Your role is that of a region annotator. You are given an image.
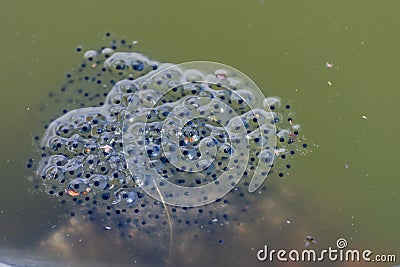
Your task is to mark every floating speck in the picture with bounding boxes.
[304,235,317,248]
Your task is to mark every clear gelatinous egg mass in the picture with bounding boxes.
[30,36,308,245]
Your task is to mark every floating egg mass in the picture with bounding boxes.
[30,36,308,250]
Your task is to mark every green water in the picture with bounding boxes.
[1,0,399,266]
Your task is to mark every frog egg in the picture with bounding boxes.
[48,136,66,151]
[197,138,217,159]
[82,154,100,170]
[41,165,65,181]
[235,90,256,106]
[183,69,205,82]
[129,60,145,72]
[66,137,85,154]
[83,50,98,61]
[114,188,137,206]
[263,96,282,111]
[195,158,213,170]
[276,129,291,142]
[182,96,202,111]
[95,161,111,175]
[111,59,126,71]
[156,105,173,120]
[63,157,83,176]
[270,112,282,124]
[212,88,232,102]
[109,93,124,106]
[146,144,161,159]
[55,122,75,138]
[46,154,69,167]
[104,52,154,77]
[103,121,122,133]
[209,99,227,114]
[219,143,234,157]
[213,69,229,80]
[112,79,139,95]
[101,47,114,57]
[258,149,274,164]
[68,178,88,194]
[88,174,109,192]
[181,126,199,142]
[75,121,92,138]
[180,147,198,161]
[139,90,161,108]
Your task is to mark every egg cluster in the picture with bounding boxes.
[31,36,307,233]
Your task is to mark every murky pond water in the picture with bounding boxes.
[1,1,399,267]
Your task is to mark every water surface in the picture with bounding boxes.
[0,1,399,266]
